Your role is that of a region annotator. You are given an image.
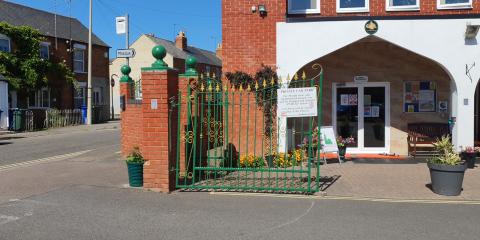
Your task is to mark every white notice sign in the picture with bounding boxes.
[320,126,339,153]
[116,17,126,34]
[277,87,317,118]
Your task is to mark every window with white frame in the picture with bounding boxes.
[437,0,472,9]
[40,42,50,60]
[134,79,142,100]
[386,0,419,11]
[74,82,86,108]
[73,44,86,73]
[0,34,10,52]
[28,87,51,108]
[288,0,321,14]
[337,0,369,13]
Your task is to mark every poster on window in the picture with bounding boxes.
[340,94,349,106]
[418,90,435,112]
[404,81,436,112]
[371,106,380,117]
[364,106,372,117]
[348,94,358,106]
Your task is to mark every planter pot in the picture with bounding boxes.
[462,152,476,169]
[427,162,467,196]
[338,146,347,160]
[126,162,144,187]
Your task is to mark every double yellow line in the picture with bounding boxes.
[210,192,480,205]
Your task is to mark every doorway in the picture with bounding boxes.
[333,82,390,153]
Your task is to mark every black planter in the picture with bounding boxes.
[462,152,476,169]
[428,162,467,196]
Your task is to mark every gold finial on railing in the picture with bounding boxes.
[255,81,259,91]
[302,71,307,80]
[270,77,275,86]
[262,79,267,88]
[294,73,299,81]
[212,72,216,79]
[208,82,213,92]
[200,82,205,91]
[286,74,291,82]
[224,84,228,92]
[231,84,235,92]
[215,83,220,92]
[239,84,244,92]
[247,83,251,91]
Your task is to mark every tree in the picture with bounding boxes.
[0,22,74,93]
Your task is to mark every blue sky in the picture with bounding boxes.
[8,0,221,56]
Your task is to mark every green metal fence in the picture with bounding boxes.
[171,66,324,194]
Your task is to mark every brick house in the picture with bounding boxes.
[222,0,480,156]
[110,32,222,118]
[0,1,110,113]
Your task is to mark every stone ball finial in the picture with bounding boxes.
[121,65,131,75]
[152,45,167,60]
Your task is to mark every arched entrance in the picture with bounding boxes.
[291,36,454,156]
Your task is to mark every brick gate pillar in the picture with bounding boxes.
[140,46,178,192]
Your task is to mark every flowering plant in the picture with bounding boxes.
[336,136,355,148]
[460,146,480,154]
[239,154,265,168]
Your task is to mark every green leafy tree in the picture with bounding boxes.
[0,22,74,93]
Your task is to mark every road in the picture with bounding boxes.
[0,123,479,240]
[0,122,120,166]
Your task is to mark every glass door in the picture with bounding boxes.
[334,83,390,153]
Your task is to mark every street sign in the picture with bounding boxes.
[116,49,135,58]
[115,16,127,34]
[277,87,318,118]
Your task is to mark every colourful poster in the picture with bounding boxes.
[364,106,372,117]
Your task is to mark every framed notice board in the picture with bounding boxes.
[404,81,437,113]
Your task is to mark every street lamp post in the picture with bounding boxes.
[110,74,118,120]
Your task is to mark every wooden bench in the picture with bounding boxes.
[407,123,450,158]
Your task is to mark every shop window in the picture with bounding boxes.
[40,42,50,60]
[29,87,51,108]
[288,0,321,14]
[404,81,437,113]
[437,0,472,9]
[0,34,10,52]
[386,0,419,11]
[337,0,369,13]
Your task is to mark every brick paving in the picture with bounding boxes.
[319,159,480,200]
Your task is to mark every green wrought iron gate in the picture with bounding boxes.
[171,65,324,194]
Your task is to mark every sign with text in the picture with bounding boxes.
[320,126,339,153]
[116,49,136,58]
[115,17,127,34]
[277,87,317,118]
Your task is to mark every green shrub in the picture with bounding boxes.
[126,147,145,164]
[428,135,461,166]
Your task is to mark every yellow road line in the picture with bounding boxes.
[209,192,480,205]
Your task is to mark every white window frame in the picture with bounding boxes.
[437,0,472,10]
[386,0,420,11]
[288,0,321,14]
[28,87,51,109]
[336,0,369,13]
[40,42,50,60]
[0,33,11,53]
[73,43,86,73]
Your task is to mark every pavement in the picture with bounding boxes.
[319,158,480,201]
[1,123,480,239]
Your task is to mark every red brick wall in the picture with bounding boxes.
[222,0,286,75]
[222,1,480,75]
[120,83,143,158]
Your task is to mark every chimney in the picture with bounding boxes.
[216,43,222,59]
[175,31,187,50]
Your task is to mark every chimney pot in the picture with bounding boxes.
[175,31,187,50]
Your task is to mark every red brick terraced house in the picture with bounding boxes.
[0,1,110,115]
[223,0,480,156]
